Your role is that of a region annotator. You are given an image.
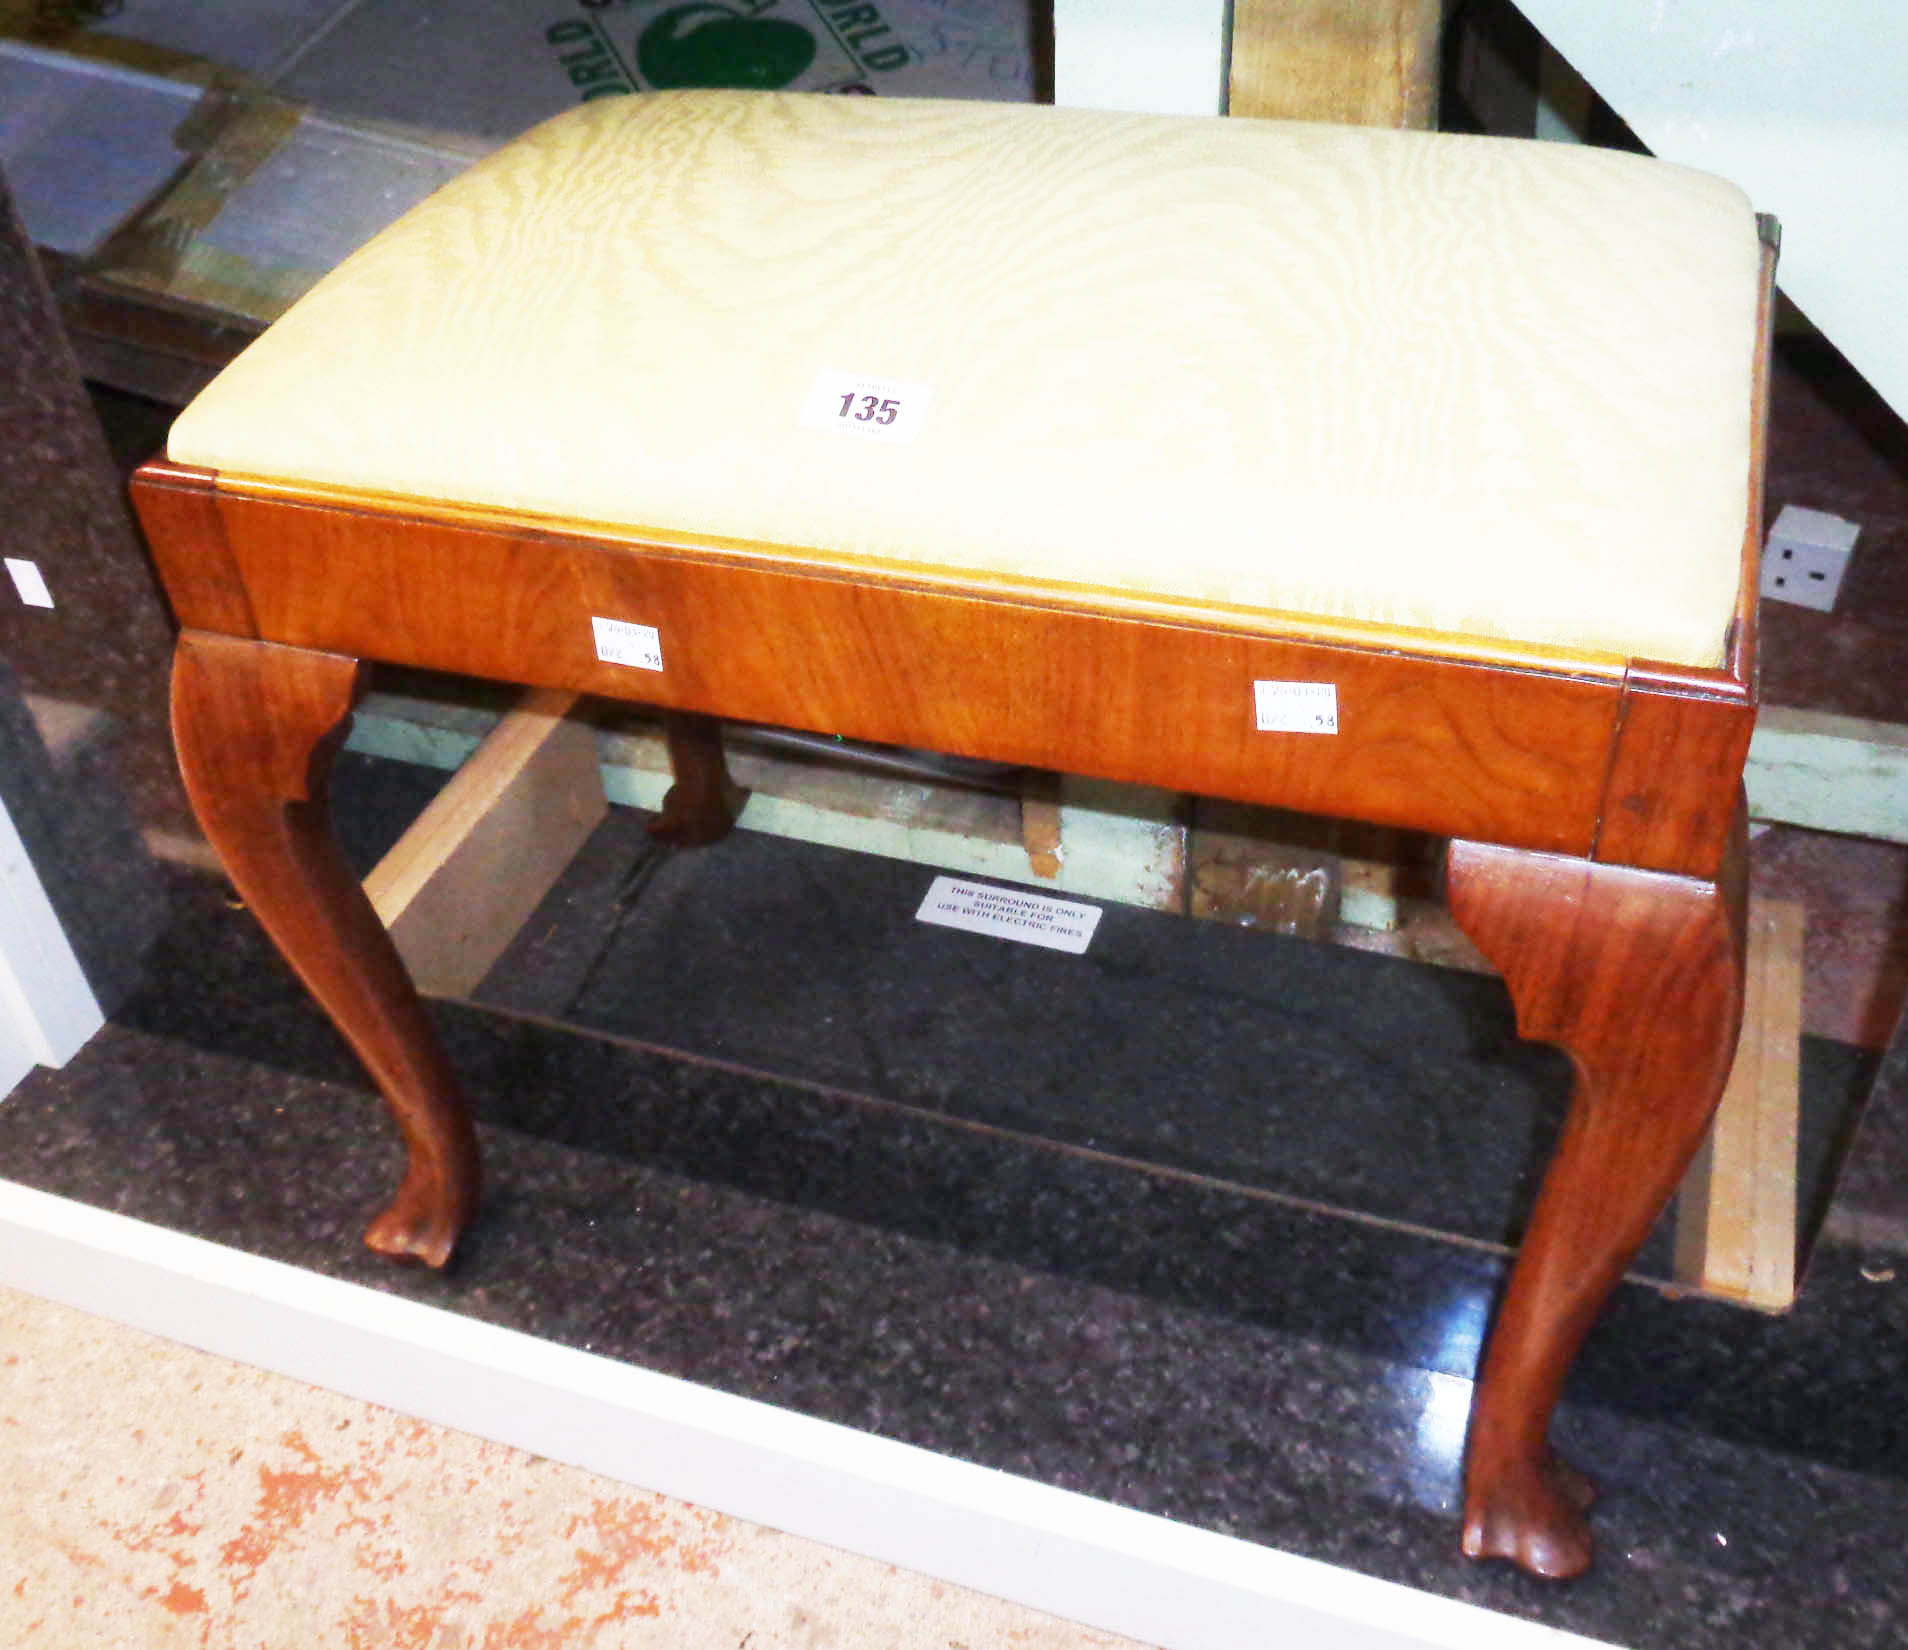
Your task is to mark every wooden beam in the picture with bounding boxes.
[1673,896,1804,1311]
[1020,771,1065,879]
[1190,801,1341,938]
[1746,704,1908,844]
[364,688,606,999]
[1228,0,1444,127]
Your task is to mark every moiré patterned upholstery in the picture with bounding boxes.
[168,90,1760,667]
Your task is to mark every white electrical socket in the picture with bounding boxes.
[1760,504,1860,612]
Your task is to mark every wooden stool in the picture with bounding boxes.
[129,92,1773,1581]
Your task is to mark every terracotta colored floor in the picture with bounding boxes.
[0,1284,1146,1650]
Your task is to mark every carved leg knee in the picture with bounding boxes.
[1446,830,1746,1578]
[172,631,481,1267]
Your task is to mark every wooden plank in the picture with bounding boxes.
[363,688,606,999]
[1673,896,1804,1311]
[1190,801,1341,938]
[1020,770,1065,879]
[1746,704,1908,844]
[1228,0,1444,128]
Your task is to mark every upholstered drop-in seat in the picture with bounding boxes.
[132,90,1774,1584]
[168,91,1759,669]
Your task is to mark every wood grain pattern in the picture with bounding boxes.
[176,461,1644,676]
[1594,672,1754,877]
[187,475,1623,858]
[1446,812,1747,1578]
[1673,896,1802,1311]
[128,461,255,635]
[171,631,479,1266]
[1228,0,1443,127]
[364,688,607,998]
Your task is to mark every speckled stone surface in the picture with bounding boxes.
[459,792,1869,1284]
[473,802,1579,1255]
[0,657,167,1012]
[0,172,186,834]
[5,847,1907,1650]
[1830,989,1908,1246]
[1751,826,1908,1050]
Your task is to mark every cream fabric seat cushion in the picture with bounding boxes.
[168,90,1762,669]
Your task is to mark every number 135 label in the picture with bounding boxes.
[800,368,932,445]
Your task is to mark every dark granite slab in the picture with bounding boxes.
[443,781,1863,1289]
[1827,985,1908,1249]
[0,171,187,834]
[2,739,1901,1649]
[5,865,1908,1648]
[472,800,1575,1250]
[0,657,167,1014]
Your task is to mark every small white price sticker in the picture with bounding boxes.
[1254,680,1338,735]
[800,368,932,445]
[916,875,1103,955]
[592,616,663,671]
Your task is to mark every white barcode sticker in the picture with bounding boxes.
[1254,680,1338,735]
[592,617,663,671]
[800,368,933,445]
[916,875,1102,955]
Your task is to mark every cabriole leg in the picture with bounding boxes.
[1446,822,1747,1579]
[171,630,481,1267]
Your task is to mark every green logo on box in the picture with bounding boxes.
[638,4,816,89]
[548,1,909,102]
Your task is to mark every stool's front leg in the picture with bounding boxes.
[1446,825,1746,1579]
[172,631,481,1267]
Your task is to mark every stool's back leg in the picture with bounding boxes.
[172,630,481,1267]
[649,709,741,845]
[1446,819,1747,1578]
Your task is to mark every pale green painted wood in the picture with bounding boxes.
[350,694,1187,914]
[1745,706,1908,844]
